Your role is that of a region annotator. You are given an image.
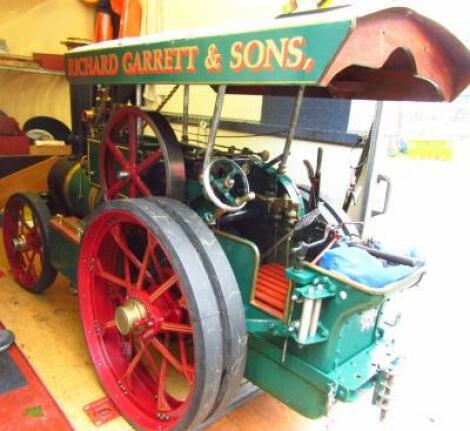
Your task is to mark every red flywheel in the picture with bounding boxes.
[100,107,185,202]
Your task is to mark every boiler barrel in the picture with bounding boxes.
[47,158,101,218]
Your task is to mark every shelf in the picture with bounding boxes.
[0,53,64,76]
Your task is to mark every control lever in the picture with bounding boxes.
[291,225,332,258]
[293,208,320,233]
[303,147,323,211]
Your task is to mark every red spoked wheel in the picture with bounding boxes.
[79,199,224,431]
[148,197,247,417]
[2,193,57,293]
[100,107,185,202]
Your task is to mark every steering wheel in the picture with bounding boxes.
[202,158,254,212]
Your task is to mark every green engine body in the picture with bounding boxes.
[46,140,422,420]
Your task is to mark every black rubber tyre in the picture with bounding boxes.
[146,196,248,418]
[78,198,225,431]
[2,193,57,293]
[23,116,71,142]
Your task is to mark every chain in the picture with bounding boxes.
[156,85,180,112]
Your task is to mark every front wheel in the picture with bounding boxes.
[2,193,57,293]
[78,198,225,431]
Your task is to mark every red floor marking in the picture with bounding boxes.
[0,324,73,431]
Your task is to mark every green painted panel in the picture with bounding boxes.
[65,165,94,218]
[50,228,80,284]
[66,20,351,86]
[215,231,259,306]
[246,341,327,419]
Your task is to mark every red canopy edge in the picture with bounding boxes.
[319,7,470,101]
[226,7,470,102]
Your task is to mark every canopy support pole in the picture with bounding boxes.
[360,101,383,237]
[182,84,190,143]
[203,85,227,171]
[278,85,305,175]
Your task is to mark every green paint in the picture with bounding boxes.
[64,165,95,218]
[215,231,258,308]
[88,139,101,186]
[66,20,351,86]
[246,318,290,337]
[238,261,411,417]
[24,406,44,418]
[50,227,80,284]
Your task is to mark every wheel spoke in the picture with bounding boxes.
[105,138,130,170]
[128,180,137,198]
[139,340,163,390]
[178,334,194,384]
[136,149,162,175]
[157,334,171,412]
[148,274,178,303]
[150,337,184,375]
[149,248,165,283]
[124,253,132,287]
[227,168,238,179]
[95,260,129,289]
[122,347,145,381]
[108,177,128,198]
[24,251,38,279]
[133,174,152,196]
[136,236,153,290]
[110,225,155,285]
[160,323,193,335]
[127,114,137,166]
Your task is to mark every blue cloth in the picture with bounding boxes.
[318,245,415,288]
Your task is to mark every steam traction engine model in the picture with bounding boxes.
[2,6,469,431]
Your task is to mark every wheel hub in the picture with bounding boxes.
[115,299,148,335]
[13,235,27,251]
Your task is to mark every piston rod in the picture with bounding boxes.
[298,296,314,344]
[309,299,322,337]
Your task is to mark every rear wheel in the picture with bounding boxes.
[2,193,57,293]
[147,197,247,417]
[78,199,224,430]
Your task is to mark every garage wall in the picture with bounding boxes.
[145,0,285,121]
[0,0,355,203]
[0,0,94,127]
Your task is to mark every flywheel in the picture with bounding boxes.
[100,107,185,201]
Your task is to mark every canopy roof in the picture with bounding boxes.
[66,6,470,102]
